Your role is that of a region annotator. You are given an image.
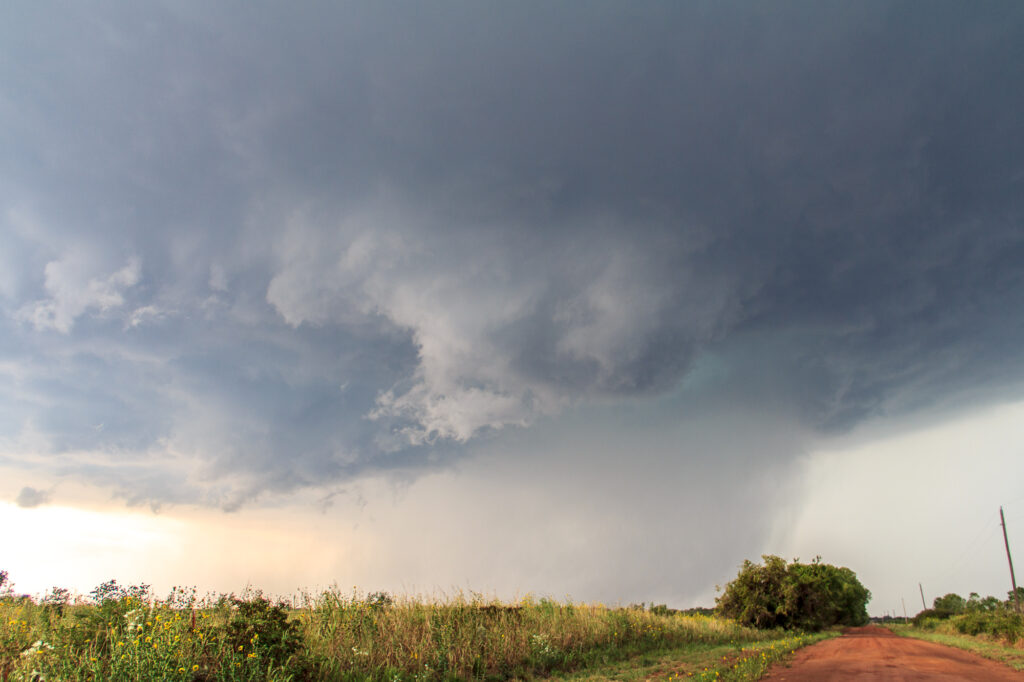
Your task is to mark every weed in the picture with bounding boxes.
[0,575,825,681]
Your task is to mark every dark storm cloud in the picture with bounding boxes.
[1,1,1023,506]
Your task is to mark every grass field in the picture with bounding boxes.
[0,580,830,681]
[887,624,1024,672]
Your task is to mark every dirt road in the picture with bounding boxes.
[764,625,1024,681]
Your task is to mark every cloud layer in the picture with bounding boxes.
[1,2,1023,509]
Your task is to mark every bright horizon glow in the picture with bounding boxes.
[5,399,1023,616]
[773,399,1024,617]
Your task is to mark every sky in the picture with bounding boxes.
[2,1,1024,616]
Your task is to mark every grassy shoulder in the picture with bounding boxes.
[1,582,829,682]
[886,624,1024,672]
[553,631,834,682]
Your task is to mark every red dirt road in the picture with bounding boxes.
[764,625,1024,681]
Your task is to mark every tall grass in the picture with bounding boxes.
[1,581,795,681]
[299,590,766,679]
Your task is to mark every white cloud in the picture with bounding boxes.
[265,206,728,445]
[18,255,141,333]
[124,304,168,329]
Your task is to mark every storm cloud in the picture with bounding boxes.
[2,1,1023,509]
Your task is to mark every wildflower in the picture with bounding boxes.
[192,665,199,671]
[247,653,256,658]
[21,640,54,657]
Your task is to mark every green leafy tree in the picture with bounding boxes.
[966,592,1002,612]
[716,555,870,631]
[933,593,966,614]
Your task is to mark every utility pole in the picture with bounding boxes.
[919,583,927,610]
[902,598,908,623]
[1000,506,1020,610]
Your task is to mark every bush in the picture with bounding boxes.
[912,608,956,626]
[221,594,304,673]
[948,607,1024,642]
[715,555,870,631]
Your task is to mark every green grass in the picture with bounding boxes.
[554,631,834,681]
[887,624,1024,672]
[0,581,829,681]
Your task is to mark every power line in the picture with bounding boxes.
[930,513,1002,588]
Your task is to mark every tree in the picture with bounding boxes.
[933,593,966,614]
[715,555,870,631]
[966,592,1002,612]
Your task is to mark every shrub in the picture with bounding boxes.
[949,607,1024,642]
[221,594,304,673]
[912,608,955,626]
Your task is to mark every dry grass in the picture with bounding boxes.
[1,582,810,681]
[298,590,769,679]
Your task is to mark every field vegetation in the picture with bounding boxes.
[715,556,870,631]
[0,570,827,681]
[887,589,1024,671]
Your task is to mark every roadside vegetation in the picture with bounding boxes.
[715,555,870,631]
[0,569,830,681]
[887,589,1024,671]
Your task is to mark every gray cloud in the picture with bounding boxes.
[0,2,1022,509]
[15,486,51,509]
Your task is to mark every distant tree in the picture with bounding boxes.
[966,592,1002,612]
[715,555,870,631]
[966,589,999,610]
[933,593,967,614]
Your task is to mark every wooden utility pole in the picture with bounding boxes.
[919,583,927,610]
[1000,506,1020,610]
